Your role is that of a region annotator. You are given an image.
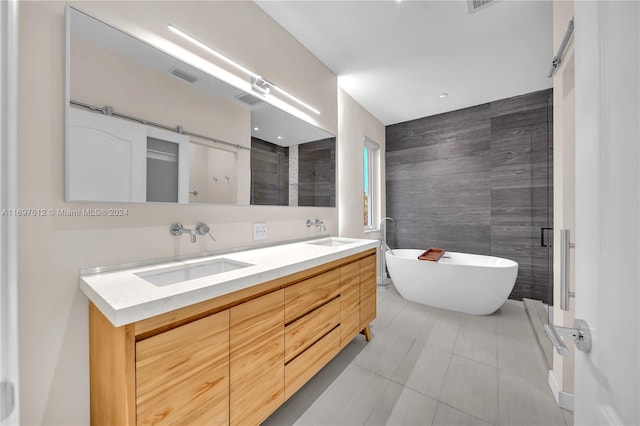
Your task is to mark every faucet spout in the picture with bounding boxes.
[170,223,198,243]
[378,217,395,229]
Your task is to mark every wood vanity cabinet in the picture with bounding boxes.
[88,248,376,426]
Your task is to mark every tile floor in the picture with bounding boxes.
[264,285,573,426]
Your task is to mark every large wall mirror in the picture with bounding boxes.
[65,6,336,207]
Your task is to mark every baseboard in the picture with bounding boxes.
[548,370,574,411]
[523,298,553,369]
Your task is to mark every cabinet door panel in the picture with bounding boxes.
[340,261,360,348]
[230,290,284,426]
[360,255,377,328]
[136,311,229,426]
[285,269,340,323]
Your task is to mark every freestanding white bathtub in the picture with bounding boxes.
[385,249,518,315]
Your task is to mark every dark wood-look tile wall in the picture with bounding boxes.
[251,137,289,206]
[386,89,553,302]
[298,138,336,207]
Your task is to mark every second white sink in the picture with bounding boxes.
[136,258,253,286]
[306,238,355,247]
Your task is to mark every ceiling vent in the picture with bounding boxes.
[235,92,263,106]
[169,67,198,84]
[467,0,495,13]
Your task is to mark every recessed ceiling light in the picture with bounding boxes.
[277,136,283,140]
[394,0,403,3]
[254,127,259,131]
[439,93,448,98]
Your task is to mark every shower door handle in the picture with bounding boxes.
[560,229,575,311]
[540,227,553,247]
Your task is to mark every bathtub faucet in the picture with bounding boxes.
[379,217,395,244]
[378,217,395,287]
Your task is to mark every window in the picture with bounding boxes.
[363,137,380,230]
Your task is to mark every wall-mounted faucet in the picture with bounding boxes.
[170,223,197,243]
[306,219,327,233]
[170,222,216,243]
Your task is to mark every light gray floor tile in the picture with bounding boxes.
[432,403,491,426]
[453,325,497,367]
[439,355,499,424]
[415,315,460,353]
[385,303,430,341]
[377,284,402,303]
[498,369,566,426]
[263,356,350,426]
[372,293,407,331]
[460,311,497,334]
[297,364,389,426]
[494,301,536,341]
[391,343,451,400]
[352,329,416,379]
[337,333,369,363]
[496,334,549,391]
[429,306,466,324]
[561,408,574,426]
[364,381,438,426]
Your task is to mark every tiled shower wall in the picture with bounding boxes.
[385,89,553,302]
[250,137,336,207]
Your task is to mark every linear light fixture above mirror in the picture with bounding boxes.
[167,24,320,115]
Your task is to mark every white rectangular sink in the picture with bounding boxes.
[306,238,354,247]
[136,258,253,286]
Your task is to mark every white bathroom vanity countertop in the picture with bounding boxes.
[80,237,379,327]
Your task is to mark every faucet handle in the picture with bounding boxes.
[195,222,216,241]
[169,223,184,236]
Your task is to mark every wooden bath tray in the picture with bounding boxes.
[418,247,445,262]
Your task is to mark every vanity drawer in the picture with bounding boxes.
[284,326,340,400]
[285,297,340,363]
[285,269,340,323]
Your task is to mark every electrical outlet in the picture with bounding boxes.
[253,223,267,240]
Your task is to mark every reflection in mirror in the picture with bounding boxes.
[189,142,238,204]
[250,137,335,207]
[66,6,336,206]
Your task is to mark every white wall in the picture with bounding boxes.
[17,2,344,424]
[337,89,386,239]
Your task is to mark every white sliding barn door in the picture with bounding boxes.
[573,2,639,424]
[67,108,147,202]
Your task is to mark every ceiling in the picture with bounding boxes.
[255,0,553,126]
